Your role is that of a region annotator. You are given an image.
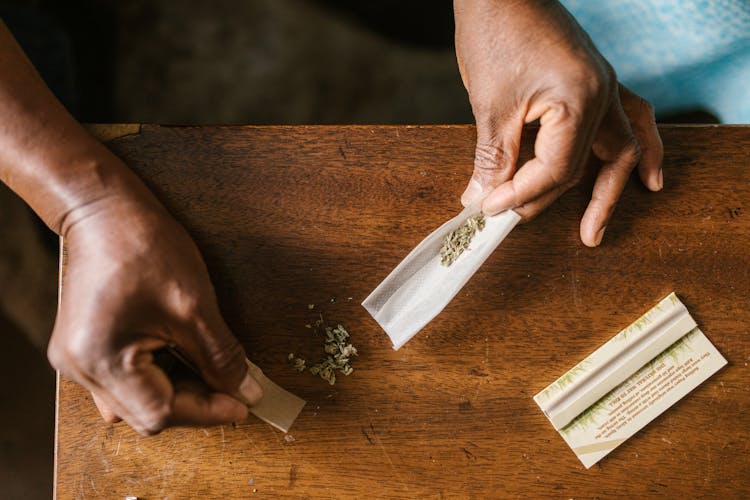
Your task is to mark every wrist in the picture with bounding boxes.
[1,129,165,239]
[5,140,160,237]
[50,153,162,238]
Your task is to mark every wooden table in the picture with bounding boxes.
[55,125,749,498]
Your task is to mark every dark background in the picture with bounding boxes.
[1,0,714,125]
[2,0,467,125]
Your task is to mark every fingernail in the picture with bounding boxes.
[239,371,263,406]
[657,168,664,190]
[461,179,483,207]
[595,226,607,246]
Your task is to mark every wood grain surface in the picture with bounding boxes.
[56,125,750,499]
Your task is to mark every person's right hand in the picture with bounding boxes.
[47,189,263,435]
[454,0,663,246]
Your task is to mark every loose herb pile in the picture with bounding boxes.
[289,310,357,385]
[440,213,486,267]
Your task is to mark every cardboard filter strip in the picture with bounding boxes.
[245,359,305,433]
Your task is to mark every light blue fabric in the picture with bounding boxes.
[560,0,750,123]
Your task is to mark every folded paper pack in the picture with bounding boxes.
[363,204,520,349]
[534,293,727,468]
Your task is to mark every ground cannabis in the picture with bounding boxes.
[289,314,357,385]
[440,213,486,266]
[293,357,306,372]
[309,323,357,385]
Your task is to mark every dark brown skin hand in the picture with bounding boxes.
[52,193,264,435]
[454,0,663,246]
[0,21,261,435]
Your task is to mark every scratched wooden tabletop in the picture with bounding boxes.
[56,125,749,499]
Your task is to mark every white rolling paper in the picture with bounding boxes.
[363,204,520,350]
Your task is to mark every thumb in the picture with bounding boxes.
[462,112,523,206]
[181,310,263,406]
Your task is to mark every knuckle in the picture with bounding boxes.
[207,336,245,376]
[590,190,615,210]
[47,328,106,375]
[622,90,656,122]
[603,62,617,84]
[167,282,203,321]
[547,99,585,130]
[474,142,509,172]
[71,339,111,375]
[601,64,617,95]
[621,138,642,165]
[46,337,68,371]
[504,181,522,208]
[117,344,150,374]
[637,97,656,120]
[570,60,615,102]
[586,71,606,98]
[543,162,576,191]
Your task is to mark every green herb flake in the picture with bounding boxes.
[440,213,486,267]
[295,316,358,385]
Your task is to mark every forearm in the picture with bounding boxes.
[0,19,157,236]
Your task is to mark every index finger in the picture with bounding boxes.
[481,102,596,217]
